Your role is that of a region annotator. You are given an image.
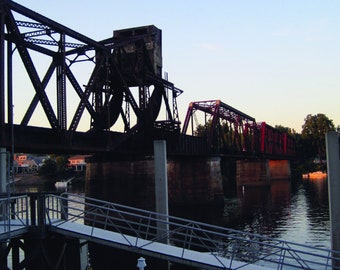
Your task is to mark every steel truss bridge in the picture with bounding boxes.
[0,192,338,269]
[0,0,295,159]
[181,100,295,158]
[0,0,182,155]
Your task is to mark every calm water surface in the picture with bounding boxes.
[11,176,331,269]
[172,177,330,249]
[13,176,331,249]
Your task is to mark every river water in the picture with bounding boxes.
[11,175,331,268]
[171,177,330,250]
[13,175,330,249]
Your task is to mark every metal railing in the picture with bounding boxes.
[44,193,340,270]
[1,193,340,269]
[0,194,30,240]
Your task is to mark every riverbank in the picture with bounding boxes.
[14,173,47,186]
[10,173,85,193]
[10,173,53,193]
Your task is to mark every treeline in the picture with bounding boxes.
[278,113,338,175]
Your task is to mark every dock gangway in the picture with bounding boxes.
[1,193,340,269]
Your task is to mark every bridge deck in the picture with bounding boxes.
[0,220,29,241]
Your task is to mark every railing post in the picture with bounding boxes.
[37,194,46,234]
[326,131,340,269]
[29,194,37,226]
[61,193,68,220]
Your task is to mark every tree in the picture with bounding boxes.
[301,113,335,160]
[194,123,209,137]
[39,158,57,178]
[275,125,296,135]
[39,155,70,179]
[52,154,70,173]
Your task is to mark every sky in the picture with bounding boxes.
[11,0,340,133]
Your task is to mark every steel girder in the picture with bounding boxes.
[0,0,182,135]
[257,122,295,157]
[182,100,257,154]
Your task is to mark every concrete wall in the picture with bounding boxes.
[236,159,291,187]
[86,156,291,208]
[269,160,291,180]
[85,156,224,210]
[236,160,270,187]
[86,159,155,210]
[167,156,224,205]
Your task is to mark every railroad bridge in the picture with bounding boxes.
[0,1,301,269]
[0,0,294,157]
[0,0,295,206]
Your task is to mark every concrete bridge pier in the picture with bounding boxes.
[85,155,224,209]
[236,159,291,187]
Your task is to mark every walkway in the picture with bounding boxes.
[1,193,339,269]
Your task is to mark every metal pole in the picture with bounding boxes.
[0,148,5,192]
[0,1,5,125]
[154,140,169,244]
[0,0,6,194]
[325,131,340,269]
[7,40,14,194]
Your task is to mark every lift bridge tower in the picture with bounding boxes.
[93,25,181,134]
[89,25,183,155]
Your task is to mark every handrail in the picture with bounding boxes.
[1,193,339,269]
[45,192,340,269]
[0,195,29,224]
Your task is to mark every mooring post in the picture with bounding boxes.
[153,140,169,244]
[325,131,340,268]
[137,257,146,270]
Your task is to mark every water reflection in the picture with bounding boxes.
[171,178,330,249]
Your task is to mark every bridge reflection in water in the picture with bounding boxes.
[0,193,339,269]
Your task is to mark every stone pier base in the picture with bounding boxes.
[236,159,291,187]
[85,156,224,209]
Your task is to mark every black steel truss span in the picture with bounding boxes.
[0,0,182,143]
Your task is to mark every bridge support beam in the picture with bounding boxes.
[236,159,291,187]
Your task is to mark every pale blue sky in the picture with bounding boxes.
[13,1,340,132]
